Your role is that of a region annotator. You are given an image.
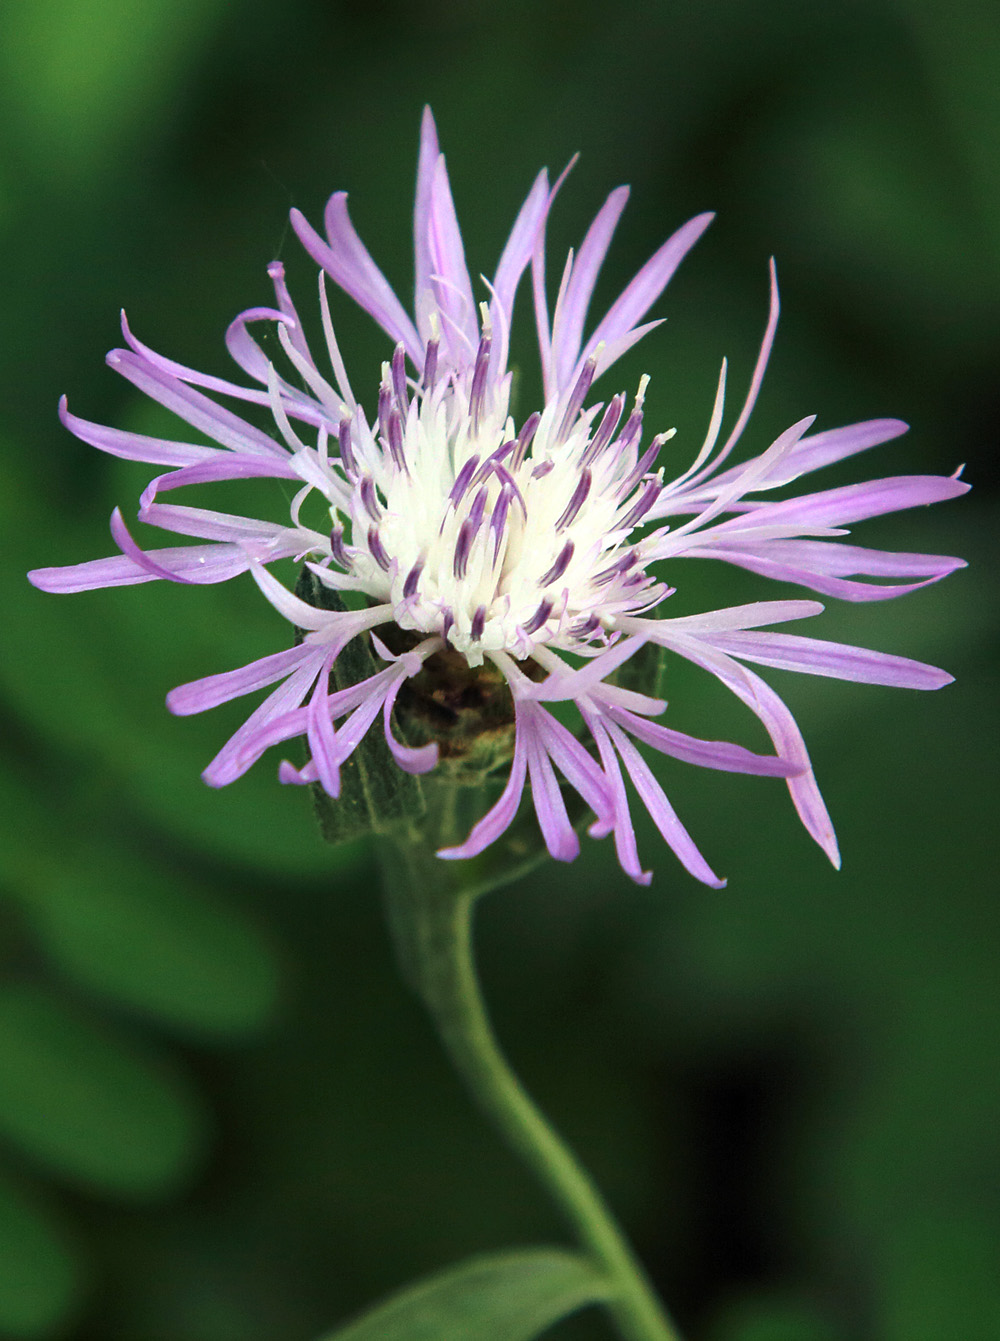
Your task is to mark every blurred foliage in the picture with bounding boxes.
[0,0,996,1338]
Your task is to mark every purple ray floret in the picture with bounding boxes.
[27,109,968,885]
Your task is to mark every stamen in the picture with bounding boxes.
[594,553,637,586]
[555,468,592,529]
[391,343,409,413]
[511,412,541,469]
[423,336,439,391]
[490,486,511,562]
[402,557,424,598]
[618,436,667,496]
[470,605,487,641]
[447,455,480,510]
[469,330,492,432]
[387,408,407,472]
[581,393,625,466]
[619,478,662,528]
[557,350,599,442]
[532,460,554,479]
[466,485,488,534]
[360,476,382,522]
[453,521,475,580]
[540,540,574,585]
[521,599,553,636]
[377,381,392,443]
[330,524,351,569]
[338,417,357,478]
[367,526,391,571]
[441,607,455,644]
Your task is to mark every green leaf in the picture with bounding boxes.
[0,985,207,1198]
[17,842,281,1039]
[295,569,426,845]
[316,1248,610,1341]
[0,1166,85,1338]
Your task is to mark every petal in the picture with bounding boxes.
[716,474,970,533]
[439,731,529,860]
[608,723,725,888]
[524,720,580,863]
[702,630,954,689]
[489,167,551,376]
[663,633,840,867]
[572,211,714,388]
[107,350,287,459]
[291,197,422,364]
[640,600,824,634]
[202,654,326,787]
[606,704,799,776]
[691,539,964,602]
[29,542,252,593]
[551,185,630,392]
[584,712,651,884]
[59,397,220,468]
[167,645,315,716]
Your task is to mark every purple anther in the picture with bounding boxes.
[472,440,514,486]
[367,526,391,571]
[469,331,492,431]
[330,524,351,569]
[441,607,455,644]
[377,382,393,443]
[360,476,382,522]
[387,408,407,471]
[391,344,409,413]
[540,540,574,585]
[453,521,475,580]
[423,338,439,391]
[470,605,487,641]
[555,468,592,529]
[618,437,664,496]
[594,553,637,586]
[556,353,598,442]
[618,478,661,528]
[511,412,541,468]
[338,417,357,478]
[571,613,602,638]
[531,460,554,479]
[521,599,553,636]
[467,485,488,534]
[582,394,625,467]
[615,408,644,455]
[403,557,423,598]
[490,487,511,562]
[447,454,480,508]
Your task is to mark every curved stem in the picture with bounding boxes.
[379,832,682,1341]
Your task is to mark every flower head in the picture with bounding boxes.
[29,109,968,885]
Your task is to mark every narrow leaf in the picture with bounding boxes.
[317,1247,611,1341]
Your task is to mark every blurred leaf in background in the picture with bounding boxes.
[0,0,996,1338]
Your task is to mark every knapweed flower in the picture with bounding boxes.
[29,109,967,885]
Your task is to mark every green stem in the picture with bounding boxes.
[378,826,682,1341]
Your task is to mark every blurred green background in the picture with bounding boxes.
[0,0,997,1338]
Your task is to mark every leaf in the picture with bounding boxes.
[295,568,426,845]
[18,841,281,1039]
[316,1248,610,1341]
[0,1165,85,1338]
[0,985,207,1198]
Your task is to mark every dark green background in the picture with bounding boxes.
[0,1,996,1338]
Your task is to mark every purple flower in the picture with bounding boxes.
[29,109,968,886]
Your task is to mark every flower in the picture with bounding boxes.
[29,109,968,886]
